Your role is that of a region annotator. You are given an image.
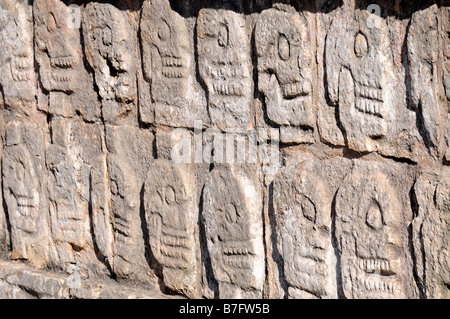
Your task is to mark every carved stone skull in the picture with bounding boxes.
[336,165,412,299]
[202,166,264,298]
[326,9,391,152]
[3,123,40,235]
[144,159,200,298]
[197,9,253,130]
[34,0,82,93]
[256,4,313,129]
[0,0,35,106]
[84,3,135,103]
[141,0,189,108]
[273,160,333,298]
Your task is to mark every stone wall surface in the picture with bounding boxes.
[0,0,448,299]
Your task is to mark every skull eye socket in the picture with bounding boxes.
[158,20,170,41]
[225,203,239,223]
[278,34,290,61]
[102,28,112,46]
[47,13,57,32]
[354,32,368,58]
[366,203,384,230]
[217,24,229,47]
[296,195,316,223]
[165,185,176,204]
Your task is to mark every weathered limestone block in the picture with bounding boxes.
[198,8,253,131]
[335,160,418,299]
[407,4,447,156]
[83,3,137,124]
[326,7,394,153]
[256,4,314,144]
[2,121,49,267]
[203,165,264,298]
[412,169,450,298]
[46,118,110,273]
[144,159,201,298]
[105,125,153,280]
[34,0,100,121]
[0,0,35,108]
[272,156,340,299]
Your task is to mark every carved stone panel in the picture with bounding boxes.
[407,4,447,155]
[83,3,137,124]
[272,158,335,298]
[105,125,153,281]
[0,0,35,108]
[256,4,314,144]
[198,9,253,131]
[144,159,201,298]
[202,165,264,298]
[2,122,48,267]
[335,161,418,299]
[326,9,392,152]
[412,170,450,298]
[34,0,100,121]
[141,0,205,128]
[46,119,110,271]
[34,0,82,94]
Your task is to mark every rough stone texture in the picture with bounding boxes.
[0,0,448,299]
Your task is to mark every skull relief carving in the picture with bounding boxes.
[326,9,392,152]
[256,5,314,132]
[34,0,82,94]
[84,3,136,103]
[336,163,417,298]
[0,0,35,107]
[198,9,253,131]
[202,166,264,298]
[144,159,200,298]
[273,159,335,298]
[2,122,47,266]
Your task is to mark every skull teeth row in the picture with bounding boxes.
[12,58,33,71]
[12,70,33,82]
[282,82,310,98]
[162,56,183,68]
[213,83,244,96]
[52,73,73,82]
[222,244,251,256]
[355,83,383,102]
[50,56,77,69]
[162,235,190,250]
[364,278,396,294]
[162,67,184,78]
[206,66,240,79]
[16,196,36,209]
[356,98,383,117]
[359,258,391,273]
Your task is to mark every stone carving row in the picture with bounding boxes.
[0,0,448,299]
[0,0,448,157]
